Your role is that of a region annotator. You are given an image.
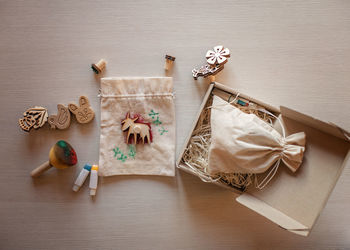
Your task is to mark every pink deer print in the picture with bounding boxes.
[121,112,152,144]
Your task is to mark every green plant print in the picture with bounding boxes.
[148,109,168,134]
[158,127,168,135]
[117,153,127,162]
[128,145,136,159]
[152,116,162,126]
[113,147,122,157]
[112,145,137,162]
[148,109,159,119]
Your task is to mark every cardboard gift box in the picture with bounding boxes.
[177,82,350,236]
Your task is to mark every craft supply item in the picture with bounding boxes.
[205,45,230,66]
[164,55,176,71]
[72,164,92,192]
[31,140,78,177]
[192,64,223,80]
[89,165,99,196]
[91,59,106,74]
[237,99,249,107]
[48,104,71,130]
[121,112,152,144]
[19,106,48,132]
[69,96,95,124]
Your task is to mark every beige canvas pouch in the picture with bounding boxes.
[208,96,306,178]
[99,77,175,177]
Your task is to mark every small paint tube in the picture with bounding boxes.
[237,99,249,107]
[73,164,92,192]
[89,165,99,196]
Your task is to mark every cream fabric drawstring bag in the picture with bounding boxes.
[99,77,175,176]
[208,96,305,182]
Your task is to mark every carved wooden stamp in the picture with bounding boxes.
[69,96,95,124]
[192,64,223,80]
[48,104,71,129]
[192,45,230,80]
[205,45,230,66]
[121,112,152,144]
[19,106,48,132]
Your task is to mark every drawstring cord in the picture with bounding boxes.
[254,108,286,190]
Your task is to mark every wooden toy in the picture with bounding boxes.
[192,63,223,80]
[164,55,176,70]
[91,59,106,74]
[89,165,99,196]
[31,140,78,177]
[48,104,71,130]
[19,106,48,132]
[205,45,230,66]
[121,112,152,144]
[192,46,230,80]
[68,96,95,124]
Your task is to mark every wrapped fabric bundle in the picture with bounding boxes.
[208,96,306,177]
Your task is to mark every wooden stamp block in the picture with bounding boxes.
[48,104,71,129]
[19,106,48,132]
[91,59,106,74]
[164,55,176,71]
[121,112,152,144]
[69,96,95,124]
[192,63,223,80]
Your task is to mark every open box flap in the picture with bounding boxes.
[236,194,309,236]
[177,82,350,236]
[280,106,350,142]
[236,119,350,236]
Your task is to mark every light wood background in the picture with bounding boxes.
[1,0,350,249]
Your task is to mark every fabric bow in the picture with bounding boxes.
[280,132,306,172]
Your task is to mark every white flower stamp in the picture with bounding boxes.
[205,46,230,66]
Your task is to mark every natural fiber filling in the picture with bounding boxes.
[181,93,277,192]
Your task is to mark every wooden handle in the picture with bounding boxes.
[31,161,52,177]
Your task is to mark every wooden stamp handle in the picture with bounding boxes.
[31,161,52,177]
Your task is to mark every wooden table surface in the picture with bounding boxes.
[1,1,350,249]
